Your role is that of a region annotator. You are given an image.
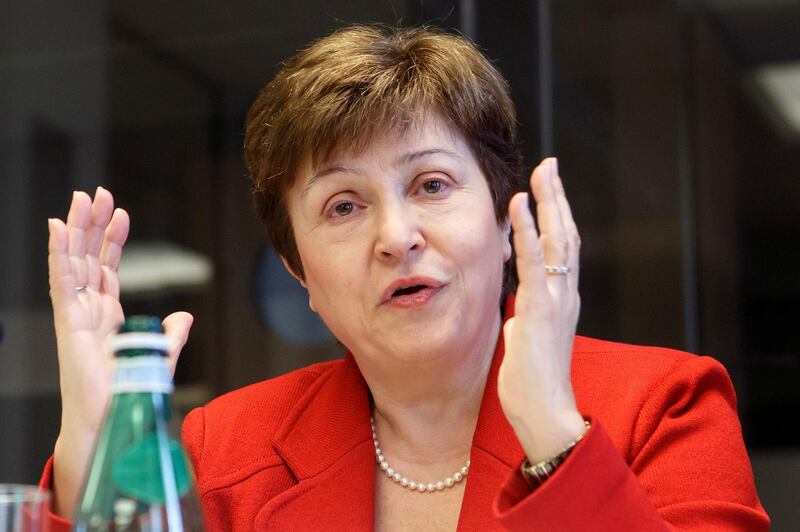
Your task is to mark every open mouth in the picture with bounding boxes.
[392,285,427,297]
[382,277,444,307]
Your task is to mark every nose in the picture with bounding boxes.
[373,201,425,262]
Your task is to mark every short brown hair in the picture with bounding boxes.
[245,24,522,279]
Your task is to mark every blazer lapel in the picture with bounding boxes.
[255,354,376,530]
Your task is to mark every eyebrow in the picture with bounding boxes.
[302,165,365,197]
[301,147,465,196]
[393,148,465,167]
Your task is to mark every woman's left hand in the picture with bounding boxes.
[497,158,587,464]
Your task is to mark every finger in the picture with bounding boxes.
[162,312,194,376]
[66,191,92,288]
[101,265,120,300]
[86,187,115,291]
[99,208,130,273]
[48,218,78,311]
[502,316,515,342]
[530,159,568,286]
[551,167,581,291]
[509,192,547,310]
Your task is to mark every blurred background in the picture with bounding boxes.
[1,0,798,528]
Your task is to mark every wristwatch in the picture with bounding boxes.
[520,419,591,488]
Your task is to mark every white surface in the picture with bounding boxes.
[118,241,213,294]
[754,61,800,137]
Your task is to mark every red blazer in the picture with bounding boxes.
[43,308,769,530]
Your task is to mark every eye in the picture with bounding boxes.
[421,179,444,194]
[332,202,354,217]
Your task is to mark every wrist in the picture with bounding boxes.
[510,408,586,464]
[53,428,97,520]
[520,417,591,488]
[53,437,82,520]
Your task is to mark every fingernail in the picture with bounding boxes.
[552,157,559,176]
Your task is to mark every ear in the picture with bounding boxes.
[279,255,317,312]
[501,218,512,262]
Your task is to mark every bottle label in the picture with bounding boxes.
[112,434,191,505]
[112,356,174,394]
[112,332,171,352]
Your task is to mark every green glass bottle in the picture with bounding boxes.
[74,316,204,531]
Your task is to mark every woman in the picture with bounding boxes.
[43,25,768,530]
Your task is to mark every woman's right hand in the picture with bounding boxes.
[48,187,193,519]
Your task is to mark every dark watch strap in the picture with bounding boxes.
[520,419,591,488]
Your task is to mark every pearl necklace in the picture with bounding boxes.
[370,417,470,493]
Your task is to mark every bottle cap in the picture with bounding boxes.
[118,315,164,334]
[113,316,169,357]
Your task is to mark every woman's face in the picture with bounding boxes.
[285,116,512,369]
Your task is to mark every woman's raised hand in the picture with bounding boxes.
[48,187,193,518]
[497,158,587,464]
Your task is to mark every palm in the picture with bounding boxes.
[48,189,130,432]
[62,274,125,342]
[60,290,124,412]
[49,189,193,433]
